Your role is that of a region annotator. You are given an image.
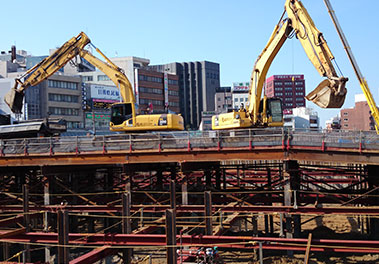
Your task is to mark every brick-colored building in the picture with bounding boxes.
[265,74,305,110]
[340,94,375,131]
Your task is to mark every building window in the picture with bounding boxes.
[168,90,179,96]
[343,112,348,116]
[169,101,179,107]
[139,75,163,83]
[97,75,110,81]
[82,76,93,82]
[295,97,304,101]
[49,107,79,116]
[139,86,163,94]
[344,118,348,122]
[67,121,82,129]
[48,93,79,103]
[139,98,163,106]
[284,82,293,85]
[48,80,78,90]
[344,124,348,127]
[168,79,178,85]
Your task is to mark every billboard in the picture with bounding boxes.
[90,84,120,101]
[232,82,250,92]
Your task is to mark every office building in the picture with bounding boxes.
[24,74,84,129]
[150,61,220,129]
[340,94,375,131]
[265,74,306,110]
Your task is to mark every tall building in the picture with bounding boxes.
[340,94,375,131]
[265,74,305,110]
[149,61,220,129]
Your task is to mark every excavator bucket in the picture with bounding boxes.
[4,88,24,113]
[305,79,347,108]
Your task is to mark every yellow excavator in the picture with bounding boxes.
[212,0,348,130]
[4,32,184,132]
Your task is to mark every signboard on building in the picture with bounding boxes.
[90,84,120,101]
[232,82,250,92]
[164,72,169,107]
[134,68,139,105]
[273,75,304,80]
[85,113,111,119]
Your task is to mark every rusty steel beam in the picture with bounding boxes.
[70,246,118,264]
[0,213,39,227]
[2,145,379,167]
[1,204,379,215]
[1,232,379,254]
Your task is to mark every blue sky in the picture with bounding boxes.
[1,0,378,127]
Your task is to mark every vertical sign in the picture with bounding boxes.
[164,72,169,108]
[134,68,140,111]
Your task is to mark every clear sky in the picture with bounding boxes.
[1,0,378,127]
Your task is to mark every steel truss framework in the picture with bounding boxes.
[0,159,378,263]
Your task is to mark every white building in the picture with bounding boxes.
[231,82,249,109]
[283,107,319,130]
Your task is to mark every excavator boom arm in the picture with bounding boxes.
[285,0,348,109]
[248,19,293,123]
[4,32,90,113]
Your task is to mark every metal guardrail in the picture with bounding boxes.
[1,128,379,156]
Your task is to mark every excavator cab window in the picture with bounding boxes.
[111,103,133,125]
[267,98,283,123]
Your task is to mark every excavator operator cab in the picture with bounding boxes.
[110,103,133,126]
[259,98,283,126]
[267,98,283,123]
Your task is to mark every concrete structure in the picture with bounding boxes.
[149,61,220,129]
[215,87,232,113]
[265,75,305,110]
[283,107,319,130]
[340,94,375,131]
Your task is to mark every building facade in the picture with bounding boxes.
[283,107,319,130]
[149,61,220,129]
[231,82,249,109]
[265,74,306,110]
[215,86,232,113]
[24,74,84,129]
[340,94,375,131]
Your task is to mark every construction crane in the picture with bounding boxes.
[323,0,379,133]
[212,0,348,130]
[4,32,184,132]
